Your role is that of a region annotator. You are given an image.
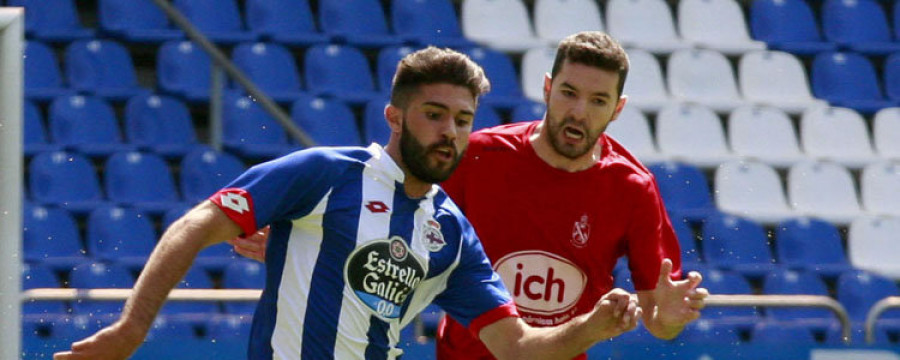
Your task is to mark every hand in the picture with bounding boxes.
[53,321,145,360]
[227,225,269,263]
[652,258,708,328]
[587,288,641,339]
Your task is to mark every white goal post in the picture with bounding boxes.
[0,6,24,360]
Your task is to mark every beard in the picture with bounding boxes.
[399,118,464,184]
[545,113,607,160]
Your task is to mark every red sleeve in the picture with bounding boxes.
[467,301,520,338]
[209,188,258,236]
[628,177,682,290]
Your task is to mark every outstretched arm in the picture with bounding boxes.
[54,201,243,360]
[478,288,641,360]
[637,258,709,340]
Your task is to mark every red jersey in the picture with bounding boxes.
[436,121,682,360]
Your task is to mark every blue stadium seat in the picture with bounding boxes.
[473,104,504,131]
[156,40,213,104]
[375,45,420,94]
[886,52,900,102]
[142,316,200,348]
[465,47,527,109]
[86,206,158,268]
[825,321,891,345]
[318,0,402,48]
[28,151,105,215]
[64,39,150,102]
[160,266,219,317]
[7,0,95,42]
[363,97,392,145]
[206,314,252,357]
[21,313,71,358]
[244,0,328,47]
[304,44,380,105]
[675,319,741,344]
[775,217,852,278]
[648,161,717,222]
[68,261,135,318]
[391,0,475,48]
[24,40,72,102]
[811,51,898,115]
[48,94,132,158]
[701,213,777,278]
[98,0,183,43]
[124,94,202,159]
[751,320,817,344]
[173,0,255,44]
[231,42,305,104]
[222,259,265,314]
[291,95,362,146]
[21,263,67,317]
[700,268,760,327]
[511,101,546,123]
[821,0,900,56]
[179,147,246,204]
[762,268,836,329]
[222,92,296,160]
[24,100,61,156]
[23,204,89,270]
[104,151,182,215]
[161,204,191,231]
[672,217,701,266]
[749,0,838,55]
[837,270,900,325]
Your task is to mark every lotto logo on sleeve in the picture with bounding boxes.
[210,188,258,235]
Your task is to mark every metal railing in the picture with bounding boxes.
[705,294,852,343]
[865,296,900,344]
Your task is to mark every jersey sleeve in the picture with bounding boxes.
[209,149,354,236]
[431,215,518,335]
[627,176,683,291]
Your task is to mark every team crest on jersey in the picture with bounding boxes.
[421,219,446,252]
[571,214,591,248]
[344,237,426,320]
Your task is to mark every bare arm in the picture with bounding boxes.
[477,288,641,360]
[637,259,709,340]
[54,201,243,360]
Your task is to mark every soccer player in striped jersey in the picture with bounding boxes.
[54,47,641,360]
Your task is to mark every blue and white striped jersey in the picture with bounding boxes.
[210,144,515,360]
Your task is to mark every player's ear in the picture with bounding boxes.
[609,95,628,123]
[542,72,552,104]
[385,104,402,133]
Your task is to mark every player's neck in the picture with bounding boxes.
[384,143,432,198]
[530,122,601,172]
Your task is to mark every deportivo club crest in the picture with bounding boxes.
[344,237,426,320]
[422,219,446,252]
[571,215,591,248]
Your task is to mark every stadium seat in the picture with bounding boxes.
[848,216,900,279]
[763,268,836,327]
[303,44,380,105]
[465,47,526,109]
[221,92,296,160]
[291,96,362,146]
[23,100,61,156]
[222,259,265,314]
[605,0,692,54]
[728,106,805,168]
[179,148,246,204]
[860,161,900,217]
[647,161,716,222]
[64,39,149,102]
[173,0,255,44]
[751,321,817,344]
[391,0,474,48]
[800,106,877,169]
[23,40,72,102]
[700,268,761,327]
[68,261,135,317]
[622,48,676,113]
[104,151,182,215]
[159,266,219,317]
[873,107,900,160]
[667,49,750,113]
[749,0,837,55]
[605,106,666,164]
[739,51,827,115]
[7,0,95,42]
[677,0,766,55]
[97,0,183,43]
[141,317,203,354]
[21,263,67,316]
[376,46,419,93]
[124,94,201,159]
[675,319,741,344]
[363,97,391,145]
[28,151,105,215]
[811,52,897,115]
[244,0,328,47]
[520,46,556,103]
[788,160,862,225]
[672,218,702,266]
[533,0,605,44]
[206,314,252,356]
[473,104,504,131]
[655,103,736,168]
[231,42,305,104]
[317,0,401,48]
[22,204,88,270]
[714,160,796,225]
[885,52,900,102]
[775,217,852,277]
[86,206,158,268]
[701,213,777,277]
[821,0,900,56]
[156,40,213,104]
[510,101,546,123]
[48,95,132,158]
[460,0,547,53]
[836,269,900,327]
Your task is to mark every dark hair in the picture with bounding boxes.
[550,31,629,98]
[390,46,490,109]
